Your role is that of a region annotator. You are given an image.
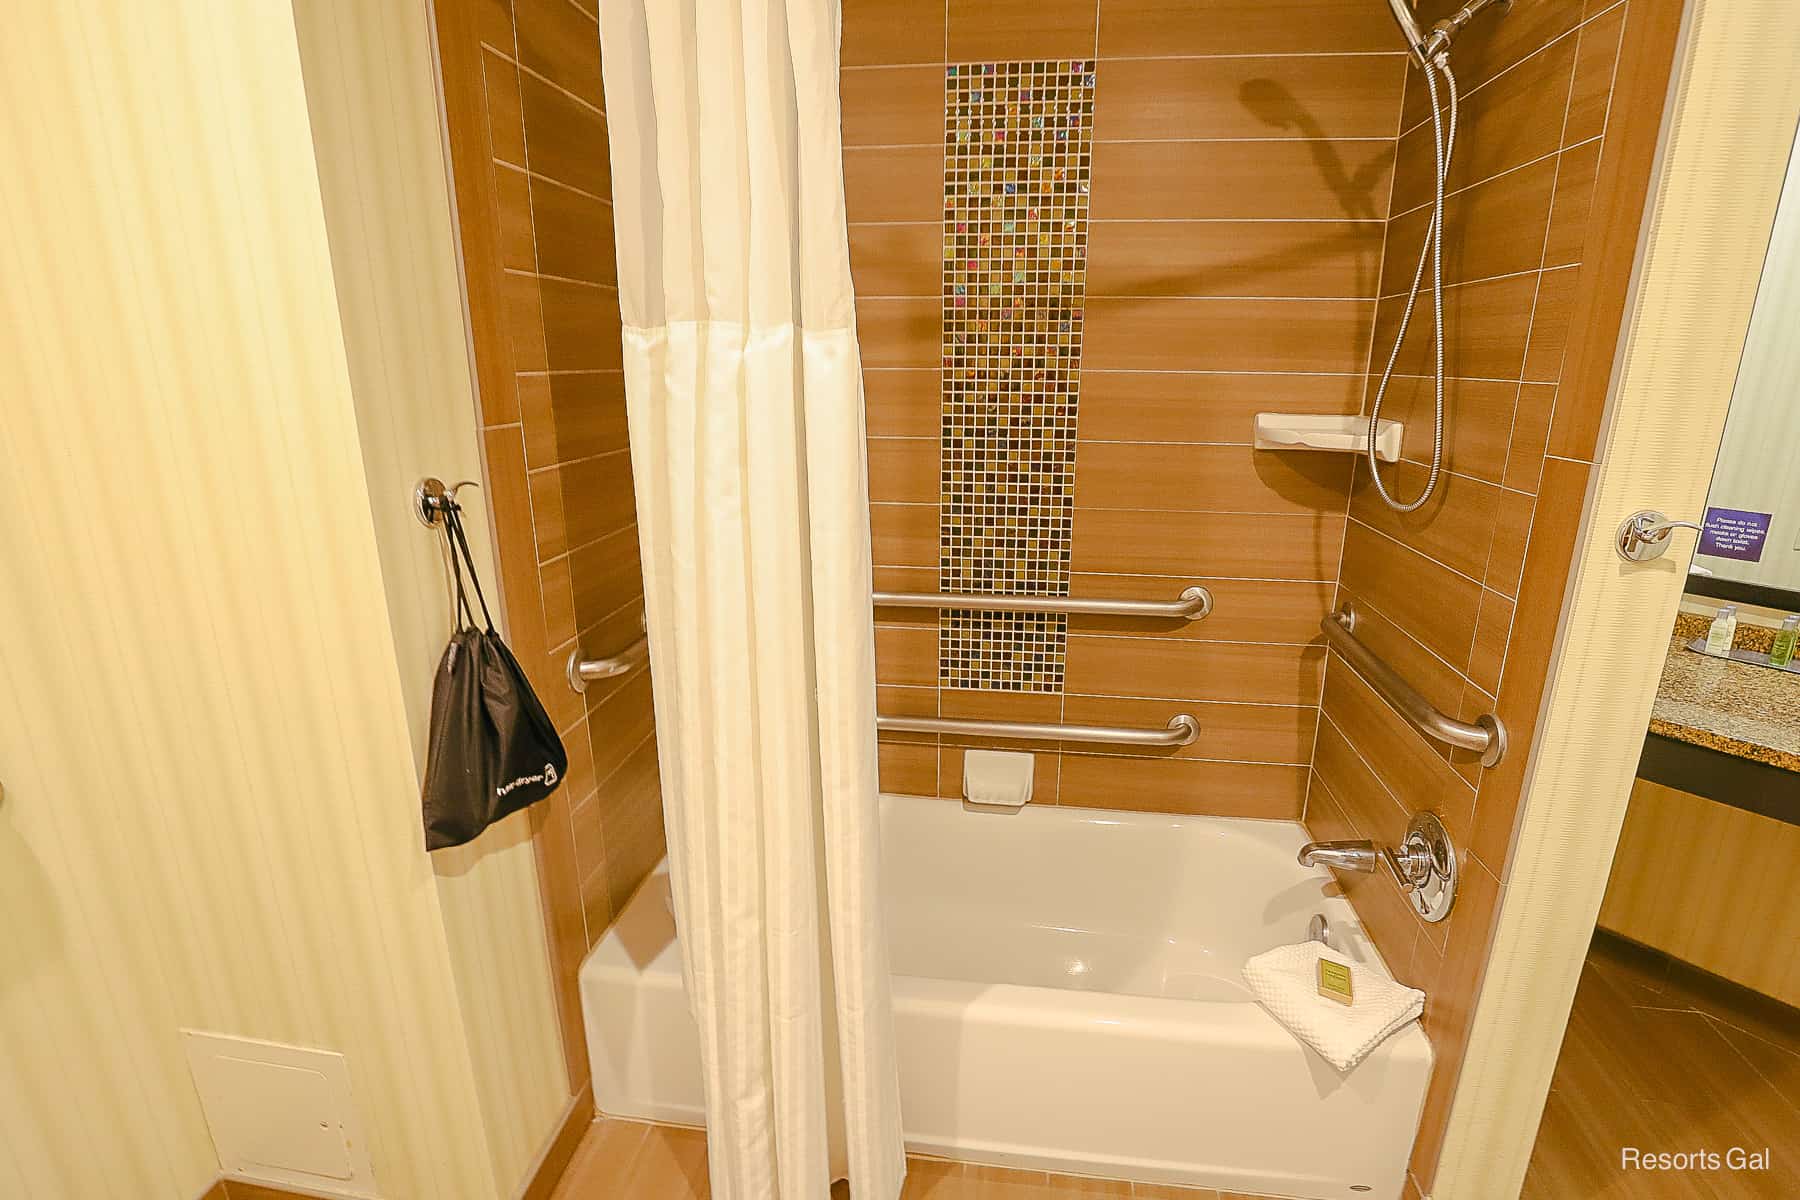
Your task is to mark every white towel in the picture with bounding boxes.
[1242,941,1425,1073]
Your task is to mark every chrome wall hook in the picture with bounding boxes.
[413,477,481,528]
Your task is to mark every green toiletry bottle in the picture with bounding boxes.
[1771,614,1800,668]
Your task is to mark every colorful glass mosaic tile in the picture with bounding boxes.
[938,60,1095,692]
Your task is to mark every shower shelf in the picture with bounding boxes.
[1254,413,1403,462]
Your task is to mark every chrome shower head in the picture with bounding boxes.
[1385,0,1512,65]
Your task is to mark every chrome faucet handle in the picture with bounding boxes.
[1300,814,1459,923]
[1616,509,1704,562]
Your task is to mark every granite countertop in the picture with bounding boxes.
[1649,615,1800,773]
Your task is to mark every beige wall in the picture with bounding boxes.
[0,2,562,1196]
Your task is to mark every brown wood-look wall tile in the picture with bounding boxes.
[844,146,946,222]
[496,166,537,271]
[841,66,944,147]
[1542,139,1601,268]
[1085,297,1374,373]
[540,279,623,371]
[580,863,613,942]
[1396,0,1583,134]
[1349,462,1502,582]
[570,793,607,885]
[1094,55,1405,142]
[843,0,946,67]
[1338,521,1481,669]
[568,524,642,624]
[1076,370,1362,444]
[503,275,548,373]
[1086,220,1385,300]
[1065,637,1327,706]
[1467,588,1513,697]
[1076,441,1352,515]
[514,0,603,108]
[526,789,589,1072]
[856,297,942,368]
[484,48,527,167]
[1502,383,1557,493]
[878,683,938,719]
[1091,140,1396,221]
[1382,375,1520,485]
[523,370,630,468]
[587,668,655,783]
[1059,755,1308,818]
[870,502,937,568]
[1369,272,1537,381]
[1064,693,1318,764]
[1382,155,1558,290]
[1098,0,1399,57]
[1390,37,1577,212]
[867,437,941,505]
[875,623,938,687]
[539,554,577,646]
[1069,575,1334,645]
[1564,5,1625,148]
[476,0,515,52]
[1072,508,1346,580]
[1483,486,1536,598]
[863,369,940,438]
[548,451,636,552]
[520,71,610,195]
[1522,266,1580,383]
[878,740,939,795]
[595,736,665,920]
[849,223,942,297]
[947,0,1097,60]
[530,176,616,285]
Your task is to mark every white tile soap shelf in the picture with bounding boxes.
[1253,413,1402,462]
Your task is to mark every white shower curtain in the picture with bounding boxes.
[597,2,905,1197]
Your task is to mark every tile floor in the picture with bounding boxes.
[551,934,1798,1200]
[1523,933,1799,1199]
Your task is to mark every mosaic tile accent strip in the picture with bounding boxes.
[939,59,1096,692]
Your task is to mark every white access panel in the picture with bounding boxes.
[182,1030,377,1197]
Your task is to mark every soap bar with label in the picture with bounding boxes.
[1317,957,1354,1006]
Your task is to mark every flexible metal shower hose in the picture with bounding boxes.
[1367,55,1459,513]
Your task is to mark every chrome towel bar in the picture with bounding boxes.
[876,713,1199,747]
[566,636,649,693]
[873,585,1211,621]
[1320,605,1507,767]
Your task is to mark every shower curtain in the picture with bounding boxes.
[597,1,905,1197]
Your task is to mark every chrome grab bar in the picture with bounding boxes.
[873,586,1211,621]
[566,635,649,693]
[1320,605,1507,767]
[875,713,1198,747]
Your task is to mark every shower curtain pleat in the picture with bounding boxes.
[599,1,906,1196]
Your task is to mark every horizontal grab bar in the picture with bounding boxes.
[1320,605,1507,767]
[873,586,1211,621]
[876,713,1199,747]
[566,635,649,693]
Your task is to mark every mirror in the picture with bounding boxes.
[1688,137,1800,611]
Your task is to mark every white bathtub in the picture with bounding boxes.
[580,794,1431,1199]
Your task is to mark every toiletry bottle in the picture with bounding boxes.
[1770,614,1799,668]
[1704,605,1738,658]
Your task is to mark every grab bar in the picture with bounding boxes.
[875,713,1199,747]
[874,586,1211,621]
[566,635,649,693]
[1320,605,1507,767]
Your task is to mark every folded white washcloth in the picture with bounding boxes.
[1242,941,1425,1073]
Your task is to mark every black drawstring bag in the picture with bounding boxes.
[422,502,567,850]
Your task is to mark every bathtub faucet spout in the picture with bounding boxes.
[1297,840,1379,872]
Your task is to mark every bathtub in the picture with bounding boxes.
[579,794,1431,1199]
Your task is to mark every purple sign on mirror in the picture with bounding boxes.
[1697,507,1772,562]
